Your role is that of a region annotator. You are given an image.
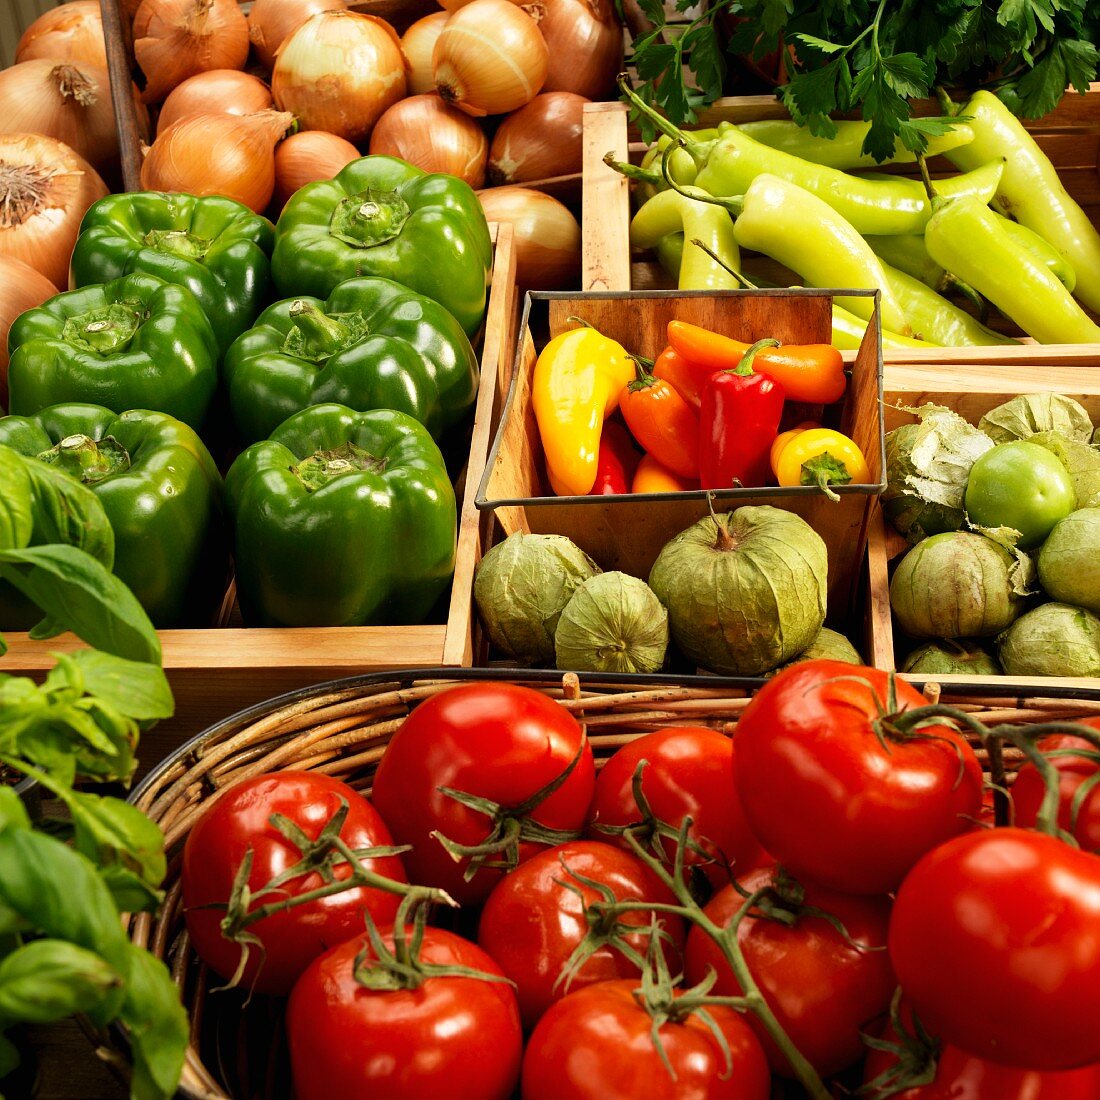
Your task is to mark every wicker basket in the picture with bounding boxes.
[117,668,1100,1100]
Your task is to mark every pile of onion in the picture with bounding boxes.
[369,95,488,187]
[247,0,347,72]
[158,70,274,134]
[478,186,580,289]
[273,11,406,142]
[15,1,108,68]
[0,256,57,406]
[133,0,250,103]
[273,131,360,211]
[141,110,294,212]
[433,0,548,118]
[488,92,587,184]
[520,0,621,100]
[0,61,147,175]
[400,13,448,96]
[0,133,108,290]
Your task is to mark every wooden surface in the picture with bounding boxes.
[478,289,884,617]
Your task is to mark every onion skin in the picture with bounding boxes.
[433,0,548,118]
[400,12,449,96]
[522,0,621,100]
[0,255,58,407]
[133,0,250,104]
[141,110,294,213]
[478,186,580,289]
[0,133,108,291]
[273,130,360,212]
[15,1,108,68]
[369,95,488,188]
[272,11,406,143]
[0,61,147,175]
[488,92,587,184]
[247,0,348,72]
[158,70,273,134]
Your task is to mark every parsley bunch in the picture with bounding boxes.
[628,0,1099,161]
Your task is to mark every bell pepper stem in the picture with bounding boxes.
[660,144,743,215]
[287,300,351,359]
[142,228,210,261]
[37,434,131,484]
[689,239,759,288]
[617,73,709,170]
[602,153,663,186]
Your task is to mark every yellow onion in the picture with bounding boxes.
[0,255,57,406]
[478,186,579,288]
[433,0,548,118]
[522,0,621,99]
[15,1,108,68]
[400,12,449,96]
[133,0,250,103]
[247,0,348,72]
[273,130,360,211]
[141,110,294,213]
[0,61,147,176]
[273,11,406,142]
[369,95,487,187]
[488,92,587,184]
[0,133,108,291]
[158,70,273,134]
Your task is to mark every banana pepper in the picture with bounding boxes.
[533,324,635,496]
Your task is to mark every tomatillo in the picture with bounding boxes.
[964,441,1075,549]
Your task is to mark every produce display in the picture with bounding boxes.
[884,394,1100,676]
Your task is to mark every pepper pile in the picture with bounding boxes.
[0,156,493,629]
[618,83,1100,349]
[534,317,867,497]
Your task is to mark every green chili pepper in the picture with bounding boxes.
[881,262,1016,347]
[655,233,685,281]
[737,118,976,171]
[924,196,1100,345]
[995,216,1076,292]
[829,304,937,350]
[636,131,720,200]
[866,235,946,287]
[629,189,741,291]
[944,91,1100,313]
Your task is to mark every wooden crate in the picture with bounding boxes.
[1,224,518,761]
[866,360,1100,691]
[581,89,1100,358]
[475,288,884,633]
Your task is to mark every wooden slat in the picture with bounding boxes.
[582,102,632,291]
[100,0,143,190]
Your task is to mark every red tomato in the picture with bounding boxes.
[520,979,771,1100]
[477,840,687,1029]
[372,683,595,905]
[287,925,522,1100]
[180,771,406,995]
[683,866,895,1077]
[889,827,1100,1070]
[733,661,983,894]
[587,726,767,886]
[863,1012,1100,1099]
[1012,723,1100,852]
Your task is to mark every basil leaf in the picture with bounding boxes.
[0,788,30,834]
[0,448,33,553]
[120,944,188,1100]
[0,939,121,1024]
[64,650,174,722]
[20,457,114,569]
[0,545,161,665]
[67,791,166,912]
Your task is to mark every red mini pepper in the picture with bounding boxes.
[588,420,641,495]
[700,338,785,490]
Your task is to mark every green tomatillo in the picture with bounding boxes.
[225,403,457,627]
[964,440,1076,549]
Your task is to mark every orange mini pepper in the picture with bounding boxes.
[667,320,847,405]
[652,345,712,411]
[620,359,700,478]
[632,453,698,494]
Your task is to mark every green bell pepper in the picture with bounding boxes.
[272,155,492,338]
[70,192,275,357]
[223,277,480,447]
[226,404,456,627]
[6,273,218,432]
[0,404,228,627]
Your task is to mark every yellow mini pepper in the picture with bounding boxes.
[769,421,820,478]
[533,323,636,496]
[774,427,870,502]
